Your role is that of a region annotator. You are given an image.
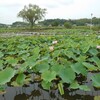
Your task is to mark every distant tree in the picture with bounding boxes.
[40,19,66,26]
[64,22,72,28]
[0,23,7,28]
[12,21,29,27]
[40,18,100,27]
[17,4,46,27]
[51,21,59,26]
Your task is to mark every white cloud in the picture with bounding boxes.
[0,0,100,24]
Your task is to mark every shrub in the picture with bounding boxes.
[64,22,72,29]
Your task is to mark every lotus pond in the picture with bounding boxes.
[0,33,100,100]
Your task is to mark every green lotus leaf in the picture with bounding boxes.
[51,63,63,74]
[7,51,17,55]
[72,48,81,55]
[75,55,87,62]
[16,73,26,85]
[18,50,28,55]
[27,56,49,70]
[91,57,100,68]
[91,73,100,88]
[0,60,4,70]
[52,50,60,58]
[36,62,49,73]
[21,53,30,61]
[69,81,79,89]
[41,70,56,82]
[32,47,40,59]
[81,44,90,53]
[0,67,16,85]
[58,67,75,83]
[0,52,4,58]
[25,56,36,66]
[17,44,28,49]
[5,57,18,66]
[41,80,51,90]
[12,74,30,86]
[18,63,28,73]
[71,62,87,76]
[79,85,90,91]
[89,48,98,56]
[82,62,98,71]
[64,50,74,58]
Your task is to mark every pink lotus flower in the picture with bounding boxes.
[49,46,54,51]
[52,40,58,44]
[96,46,100,49]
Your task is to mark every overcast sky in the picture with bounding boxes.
[0,0,100,24]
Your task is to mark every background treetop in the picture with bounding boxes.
[17,4,46,27]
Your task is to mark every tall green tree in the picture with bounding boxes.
[64,22,72,29]
[17,4,46,27]
[51,21,59,27]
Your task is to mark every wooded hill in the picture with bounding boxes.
[40,17,100,26]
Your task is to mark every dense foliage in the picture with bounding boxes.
[0,33,100,95]
[64,22,72,29]
[17,4,46,27]
[0,23,7,28]
[40,18,100,26]
[12,21,30,27]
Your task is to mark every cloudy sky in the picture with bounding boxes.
[0,0,100,24]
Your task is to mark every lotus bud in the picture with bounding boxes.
[96,46,100,49]
[49,46,54,51]
[52,40,58,44]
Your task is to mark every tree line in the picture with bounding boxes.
[40,18,100,26]
[0,4,100,28]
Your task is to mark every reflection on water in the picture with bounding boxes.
[0,82,100,100]
[0,73,100,100]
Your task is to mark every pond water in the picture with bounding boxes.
[0,82,100,100]
[0,73,100,100]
